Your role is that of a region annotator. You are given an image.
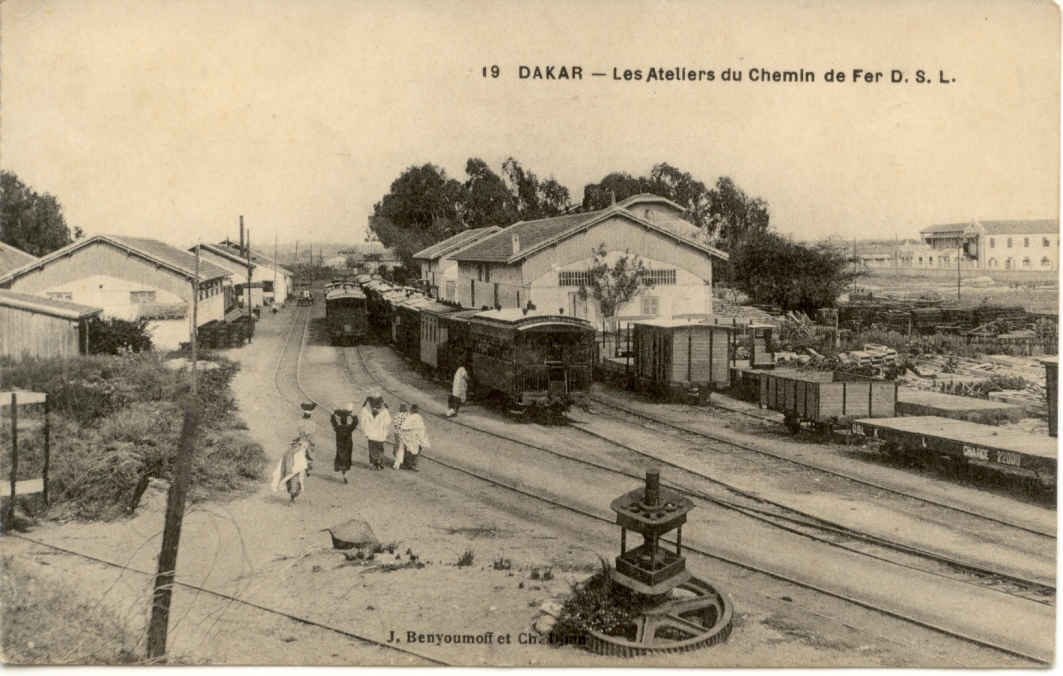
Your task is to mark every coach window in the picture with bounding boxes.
[1024,237,1030,247]
[1044,237,1051,247]
[1023,257,1031,268]
[1042,257,1051,267]
[1007,237,1013,248]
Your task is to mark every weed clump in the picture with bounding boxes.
[456,549,475,567]
[551,559,661,643]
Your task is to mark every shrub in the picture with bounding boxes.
[86,317,153,354]
[0,354,266,521]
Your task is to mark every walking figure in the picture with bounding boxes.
[448,363,469,417]
[395,403,429,471]
[271,404,316,503]
[359,391,391,470]
[330,403,358,483]
[390,404,409,471]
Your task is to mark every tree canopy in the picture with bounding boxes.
[578,243,655,325]
[1,170,76,256]
[730,231,863,314]
[371,158,570,268]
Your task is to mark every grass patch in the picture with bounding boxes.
[0,555,142,664]
[0,353,266,521]
[456,549,475,567]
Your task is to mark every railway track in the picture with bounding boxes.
[586,393,1056,539]
[276,308,1051,665]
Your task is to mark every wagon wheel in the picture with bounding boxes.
[784,415,802,435]
[585,577,733,656]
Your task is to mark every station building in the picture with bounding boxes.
[0,235,231,351]
[450,194,728,329]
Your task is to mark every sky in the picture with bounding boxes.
[2,0,1059,250]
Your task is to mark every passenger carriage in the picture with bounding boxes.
[324,282,367,345]
[462,309,596,417]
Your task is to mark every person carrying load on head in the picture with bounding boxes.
[448,363,469,417]
[330,402,358,484]
[271,403,316,503]
[395,403,429,471]
[359,390,391,470]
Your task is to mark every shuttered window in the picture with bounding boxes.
[644,269,676,285]
[559,270,592,287]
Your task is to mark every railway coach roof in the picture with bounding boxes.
[469,308,594,331]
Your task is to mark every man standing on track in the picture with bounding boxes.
[359,390,392,470]
[448,363,469,417]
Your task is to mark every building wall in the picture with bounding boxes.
[528,252,711,328]
[4,240,226,350]
[981,232,1059,271]
[0,307,82,360]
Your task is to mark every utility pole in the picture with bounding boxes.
[246,221,253,343]
[957,241,962,301]
[274,231,278,308]
[146,244,201,661]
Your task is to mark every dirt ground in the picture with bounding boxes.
[0,306,1040,666]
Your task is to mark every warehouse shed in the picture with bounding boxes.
[0,290,102,361]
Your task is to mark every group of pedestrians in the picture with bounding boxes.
[274,364,469,504]
[330,389,431,476]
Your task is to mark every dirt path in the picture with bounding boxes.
[0,306,1037,666]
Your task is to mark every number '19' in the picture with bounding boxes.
[482,65,500,78]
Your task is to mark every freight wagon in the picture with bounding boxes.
[851,416,1056,488]
[632,320,734,401]
[756,369,897,434]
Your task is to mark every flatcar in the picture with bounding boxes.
[324,282,367,345]
[852,415,1056,490]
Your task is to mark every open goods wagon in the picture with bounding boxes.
[757,370,897,433]
[632,320,734,401]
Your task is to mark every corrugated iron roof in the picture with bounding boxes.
[0,235,232,286]
[453,211,604,262]
[0,289,102,320]
[0,242,38,276]
[412,226,502,261]
[453,206,728,263]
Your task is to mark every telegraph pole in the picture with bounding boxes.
[246,222,253,343]
[957,242,962,301]
[146,244,201,661]
[274,231,278,308]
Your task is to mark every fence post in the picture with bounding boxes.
[7,393,17,527]
[42,395,50,505]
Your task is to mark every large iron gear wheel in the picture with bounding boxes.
[585,577,733,656]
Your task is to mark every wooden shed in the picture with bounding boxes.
[0,290,101,361]
[632,319,733,397]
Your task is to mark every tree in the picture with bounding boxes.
[578,243,655,330]
[460,158,517,227]
[581,171,653,211]
[705,176,770,255]
[0,170,75,256]
[501,158,570,220]
[730,232,863,315]
[372,164,464,266]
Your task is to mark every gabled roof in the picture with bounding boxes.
[215,240,294,274]
[412,226,503,261]
[922,220,1058,236]
[616,193,687,213]
[452,205,729,264]
[0,235,231,286]
[0,242,38,276]
[0,289,102,320]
